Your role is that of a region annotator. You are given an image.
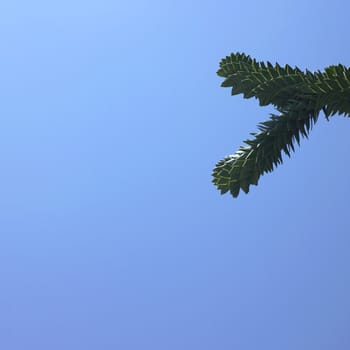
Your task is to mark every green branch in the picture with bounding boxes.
[212,53,350,198]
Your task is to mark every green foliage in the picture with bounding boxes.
[212,53,350,198]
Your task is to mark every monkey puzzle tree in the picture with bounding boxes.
[212,53,350,198]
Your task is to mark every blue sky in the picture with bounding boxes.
[1,1,350,349]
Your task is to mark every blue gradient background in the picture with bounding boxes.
[1,1,350,349]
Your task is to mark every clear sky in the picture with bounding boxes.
[0,1,350,349]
